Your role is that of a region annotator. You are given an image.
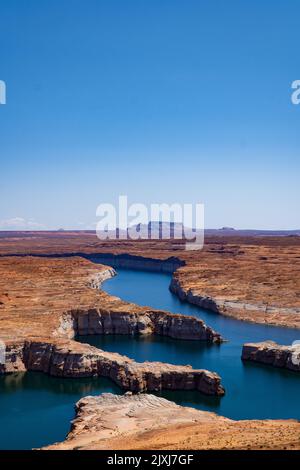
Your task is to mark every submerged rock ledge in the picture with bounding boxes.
[2,339,225,396]
[45,393,300,450]
[242,341,300,371]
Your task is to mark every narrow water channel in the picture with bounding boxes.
[79,268,300,421]
[1,267,299,449]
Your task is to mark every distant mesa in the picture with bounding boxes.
[114,221,188,240]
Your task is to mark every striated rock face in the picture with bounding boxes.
[1,339,225,396]
[0,256,222,344]
[170,277,220,312]
[0,256,224,398]
[72,308,222,342]
[1,232,300,329]
[170,274,300,328]
[45,393,300,450]
[242,341,300,371]
[87,266,116,288]
[86,253,185,273]
[149,311,221,342]
[1,341,26,373]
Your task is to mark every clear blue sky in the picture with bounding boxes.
[0,0,299,230]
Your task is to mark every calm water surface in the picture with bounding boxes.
[80,269,300,421]
[0,373,120,449]
[1,267,300,449]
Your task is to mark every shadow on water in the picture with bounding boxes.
[79,334,216,366]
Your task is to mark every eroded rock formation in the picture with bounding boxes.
[170,270,300,328]
[1,232,299,328]
[0,256,222,343]
[242,341,300,371]
[0,256,225,396]
[2,339,225,395]
[72,308,222,342]
[45,393,300,450]
[86,253,185,273]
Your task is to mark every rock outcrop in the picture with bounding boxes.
[0,256,225,397]
[170,273,300,328]
[170,276,220,312]
[1,232,300,328]
[86,253,185,273]
[45,393,300,450]
[72,308,222,342]
[242,341,300,371]
[1,339,225,396]
[0,256,222,344]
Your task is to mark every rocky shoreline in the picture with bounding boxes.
[45,393,300,450]
[1,233,299,329]
[69,308,223,342]
[170,275,300,328]
[1,233,300,450]
[2,339,225,395]
[242,341,300,371]
[54,267,223,343]
[86,253,185,273]
[85,254,300,331]
[0,256,224,396]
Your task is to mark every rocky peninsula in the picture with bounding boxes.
[0,256,224,395]
[1,232,299,328]
[1,232,300,450]
[45,393,300,450]
[3,339,224,395]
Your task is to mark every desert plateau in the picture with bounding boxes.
[0,232,300,450]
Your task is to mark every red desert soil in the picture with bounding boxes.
[0,255,129,341]
[45,393,300,450]
[0,255,225,396]
[0,231,299,328]
[0,232,300,450]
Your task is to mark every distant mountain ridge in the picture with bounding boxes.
[0,225,299,238]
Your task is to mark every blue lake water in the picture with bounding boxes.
[0,373,120,450]
[79,269,300,421]
[1,267,300,449]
